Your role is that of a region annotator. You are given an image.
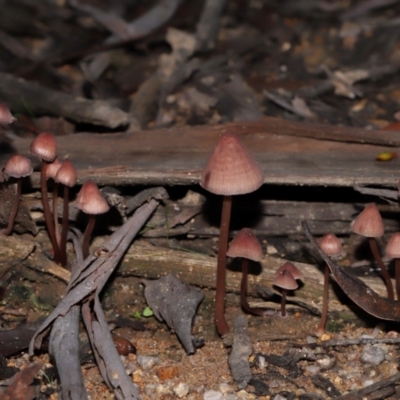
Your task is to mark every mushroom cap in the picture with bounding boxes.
[318,233,342,257]
[226,228,263,262]
[30,132,57,162]
[3,154,32,178]
[0,103,16,125]
[200,131,264,195]
[55,160,77,187]
[386,232,400,259]
[351,203,384,238]
[45,158,62,180]
[273,269,298,291]
[76,180,109,215]
[274,261,303,281]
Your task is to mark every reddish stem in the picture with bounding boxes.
[82,215,96,259]
[0,179,22,235]
[280,289,287,317]
[52,183,60,247]
[395,258,400,300]
[368,237,394,300]
[240,258,272,316]
[59,185,70,267]
[317,264,330,335]
[41,161,60,263]
[215,195,232,336]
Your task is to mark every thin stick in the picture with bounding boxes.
[215,195,232,336]
[41,161,60,263]
[369,237,394,300]
[0,179,22,235]
[281,289,287,317]
[59,185,70,267]
[317,264,330,335]
[82,215,96,259]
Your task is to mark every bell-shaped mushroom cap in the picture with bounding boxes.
[226,228,263,262]
[200,131,264,195]
[3,154,32,178]
[273,269,298,291]
[318,233,342,257]
[274,261,303,281]
[45,158,62,180]
[351,203,384,238]
[30,132,57,162]
[76,180,109,215]
[0,103,16,125]
[55,160,77,187]
[386,232,400,259]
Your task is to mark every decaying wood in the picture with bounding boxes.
[0,72,132,129]
[5,117,400,189]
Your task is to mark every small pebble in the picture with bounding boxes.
[173,382,189,398]
[219,383,234,395]
[136,355,160,371]
[361,345,385,366]
[237,390,256,399]
[203,390,223,400]
[362,379,375,387]
[305,365,320,375]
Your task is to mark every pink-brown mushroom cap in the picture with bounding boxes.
[386,232,400,259]
[30,132,57,162]
[351,203,384,238]
[55,160,77,187]
[3,154,33,178]
[76,180,109,215]
[226,228,263,262]
[318,233,343,257]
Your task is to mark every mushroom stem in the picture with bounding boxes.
[82,214,96,259]
[395,258,400,300]
[0,179,22,235]
[215,195,232,336]
[280,289,287,317]
[52,183,61,247]
[240,258,272,316]
[41,161,61,263]
[368,237,394,300]
[317,264,330,335]
[59,185,70,267]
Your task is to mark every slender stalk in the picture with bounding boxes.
[280,289,287,317]
[0,179,22,235]
[215,195,232,336]
[369,237,394,300]
[82,215,96,259]
[240,258,273,316]
[59,185,70,267]
[52,183,60,247]
[396,258,400,300]
[317,264,330,335]
[41,161,60,263]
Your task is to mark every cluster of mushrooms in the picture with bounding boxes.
[0,103,109,268]
[1,102,399,338]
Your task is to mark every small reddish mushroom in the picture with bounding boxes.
[55,160,77,266]
[0,103,16,125]
[226,228,266,315]
[76,180,109,259]
[273,269,298,317]
[317,233,342,335]
[386,232,400,300]
[0,155,32,235]
[201,131,264,336]
[30,132,60,263]
[351,203,393,299]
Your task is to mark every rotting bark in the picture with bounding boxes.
[30,187,168,400]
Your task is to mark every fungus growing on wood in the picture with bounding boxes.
[317,233,342,335]
[76,180,110,259]
[227,228,267,316]
[351,203,393,299]
[201,131,264,335]
[0,154,32,235]
[386,232,400,300]
[55,160,77,266]
[273,268,298,317]
[30,132,60,263]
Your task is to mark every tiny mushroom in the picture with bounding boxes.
[201,131,264,336]
[227,228,267,315]
[55,160,77,266]
[0,154,32,235]
[30,132,60,263]
[76,180,110,259]
[386,232,400,300]
[0,103,16,125]
[273,268,298,317]
[317,233,342,335]
[352,203,393,299]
